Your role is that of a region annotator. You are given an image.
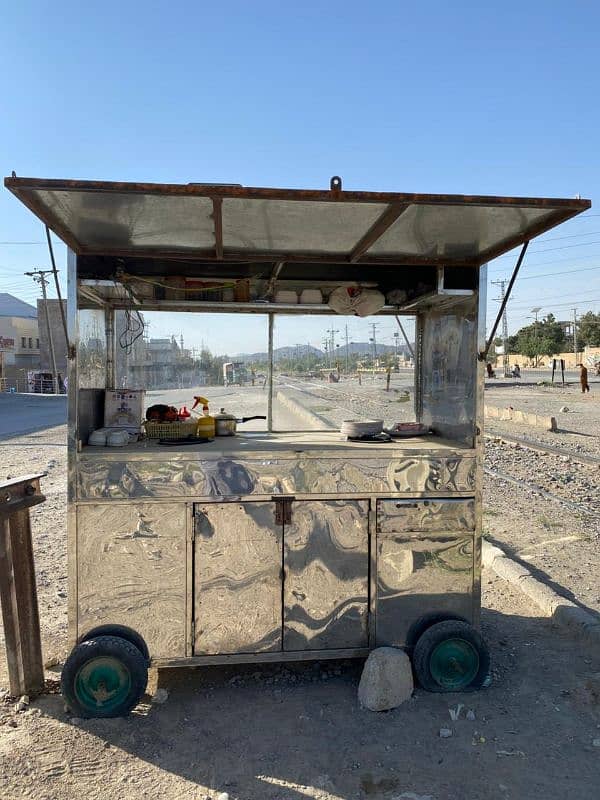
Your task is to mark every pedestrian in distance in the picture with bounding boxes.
[577,363,590,393]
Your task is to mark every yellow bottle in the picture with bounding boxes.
[196,403,215,439]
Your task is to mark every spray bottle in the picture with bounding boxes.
[192,396,215,439]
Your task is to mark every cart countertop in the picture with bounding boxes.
[79,431,475,460]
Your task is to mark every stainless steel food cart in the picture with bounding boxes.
[5,175,590,716]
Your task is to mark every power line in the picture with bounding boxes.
[506,297,600,312]
[497,264,600,282]
[492,238,600,260]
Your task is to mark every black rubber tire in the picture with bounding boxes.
[412,620,490,693]
[405,613,468,650]
[78,624,150,665]
[61,635,148,718]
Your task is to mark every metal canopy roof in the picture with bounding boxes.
[4,176,591,267]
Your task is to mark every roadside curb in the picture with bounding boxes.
[483,540,600,654]
[275,389,332,429]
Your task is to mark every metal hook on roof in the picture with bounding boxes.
[330,175,342,191]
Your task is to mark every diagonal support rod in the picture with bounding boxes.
[480,241,529,362]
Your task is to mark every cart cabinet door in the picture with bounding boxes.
[377,498,475,534]
[194,502,282,655]
[284,499,369,651]
[76,502,187,658]
[376,535,474,647]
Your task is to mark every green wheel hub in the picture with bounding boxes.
[429,638,480,689]
[74,656,132,713]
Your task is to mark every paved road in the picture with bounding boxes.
[0,394,67,440]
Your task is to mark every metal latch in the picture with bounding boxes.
[274,496,294,525]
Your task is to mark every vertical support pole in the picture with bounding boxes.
[473,264,488,630]
[39,274,59,394]
[105,307,116,389]
[0,476,46,697]
[267,313,274,432]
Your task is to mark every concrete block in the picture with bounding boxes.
[358,647,413,712]
[484,404,556,431]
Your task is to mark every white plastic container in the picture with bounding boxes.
[106,429,129,447]
[299,289,323,304]
[274,290,298,304]
[88,428,108,446]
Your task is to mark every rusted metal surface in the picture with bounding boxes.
[4,176,590,267]
[0,474,46,696]
[4,175,592,208]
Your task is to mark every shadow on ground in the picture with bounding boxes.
[486,534,600,619]
[29,606,600,800]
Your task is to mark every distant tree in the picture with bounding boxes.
[512,313,566,363]
[577,311,600,348]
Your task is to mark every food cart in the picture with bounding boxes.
[5,175,590,717]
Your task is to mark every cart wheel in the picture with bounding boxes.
[78,624,150,665]
[412,620,490,693]
[61,635,148,718]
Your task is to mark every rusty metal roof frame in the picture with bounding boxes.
[4,175,591,269]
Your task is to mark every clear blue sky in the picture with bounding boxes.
[1,1,599,354]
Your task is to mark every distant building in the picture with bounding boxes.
[0,293,40,389]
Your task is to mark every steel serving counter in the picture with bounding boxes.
[73,432,478,666]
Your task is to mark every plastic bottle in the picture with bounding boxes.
[179,406,191,420]
[196,403,215,439]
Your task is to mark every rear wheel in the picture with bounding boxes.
[78,624,150,665]
[413,620,490,692]
[61,635,148,718]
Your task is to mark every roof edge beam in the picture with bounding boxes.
[348,203,410,263]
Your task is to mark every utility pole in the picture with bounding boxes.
[327,326,339,364]
[491,280,510,376]
[25,269,59,394]
[370,322,379,363]
[572,308,578,361]
[344,324,350,373]
[529,306,542,368]
[322,337,330,368]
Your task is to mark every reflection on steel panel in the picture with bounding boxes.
[387,457,476,494]
[420,304,478,444]
[284,500,369,650]
[376,535,474,647]
[77,503,186,658]
[194,502,282,655]
[377,498,475,534]
[367,204,554,257]
[33,190,215,251]
[78,454,476,499]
